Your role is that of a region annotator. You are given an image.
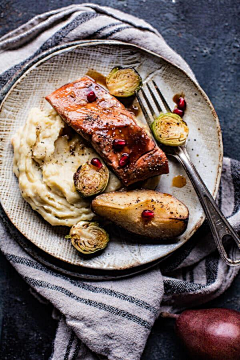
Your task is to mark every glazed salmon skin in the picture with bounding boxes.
[46,76,168,186]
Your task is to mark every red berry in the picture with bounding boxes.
[87,91,96,102]
[91,158,102,169]
[142,210,154,219]
[113,139,126,151]
[119,153,129,167]
[177,97,186,110]
[173,108,184,117]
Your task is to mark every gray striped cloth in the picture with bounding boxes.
[0,4,239,360]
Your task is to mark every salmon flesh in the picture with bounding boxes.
[46,76,168,186]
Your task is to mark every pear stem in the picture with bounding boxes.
[160,312,180,319]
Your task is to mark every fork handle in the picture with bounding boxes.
[175,146,240,266]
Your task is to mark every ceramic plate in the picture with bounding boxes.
[0,40,222,270]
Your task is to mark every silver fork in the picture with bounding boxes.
[136,80,240,266]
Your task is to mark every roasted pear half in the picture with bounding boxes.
[68,221,109,255]
[92,190,189,239]
[106,67,142,97]
[152,112,189,146]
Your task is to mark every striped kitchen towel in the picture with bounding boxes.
[0,4,239,360]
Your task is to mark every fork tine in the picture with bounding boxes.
[139,87,156,117]
[146,82,163,114]
[152,80,172,113]
[136,92,153,127]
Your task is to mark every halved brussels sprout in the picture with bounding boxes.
[152,112,189,146]
[73,160,109,197]
[69,221,109,255]
[106,67,142,97]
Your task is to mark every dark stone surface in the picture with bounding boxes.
[0,0,239,359]
[0,255,57,360]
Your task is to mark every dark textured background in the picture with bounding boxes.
[0,0,240,359]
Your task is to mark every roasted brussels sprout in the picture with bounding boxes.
[106,67,142,97]
[73,159,109,197]
[69,221,109,255]
[152,112,189,146]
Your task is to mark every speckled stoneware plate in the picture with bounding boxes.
[0,40,223,270]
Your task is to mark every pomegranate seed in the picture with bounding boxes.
[173,108,184,117]
[142,210,154,219]
[87,91,96,102]
[119,153,129,167]
[91,158,102,169]
[177,97,186,110]
[113,139,126,151]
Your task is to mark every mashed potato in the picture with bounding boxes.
[11,108,121,226]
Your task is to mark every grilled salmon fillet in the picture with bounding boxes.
[46,76,168,186]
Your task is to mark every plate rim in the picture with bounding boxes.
[0,39,223,270]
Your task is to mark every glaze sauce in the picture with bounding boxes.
[126,98,141,117]
[86,69,107,87]
[173,92,185,105]
[172,175,186,188]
